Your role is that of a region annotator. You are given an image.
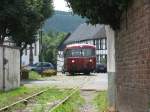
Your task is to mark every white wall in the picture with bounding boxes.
[57,51,64,72]
[0,47,3,90]
[105,26,116,72]
[105,25,116,107]
[0,46,20,91]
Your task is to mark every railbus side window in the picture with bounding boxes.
[64,50,72,57]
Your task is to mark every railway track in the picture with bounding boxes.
[0,89,49,112]
[0,76,91,112]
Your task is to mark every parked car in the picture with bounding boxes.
[25,62,55,74]
[95,63,107,73]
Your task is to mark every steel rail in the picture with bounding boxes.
[0,76,91,112]
[48,76,91,112]
[0,88,49,112]
[49,87,79,112]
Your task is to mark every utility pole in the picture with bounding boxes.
[39,28,43,62]
[29,44,33,65]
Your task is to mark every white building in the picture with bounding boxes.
[57,23,107,72]
[3,37,40,66]
[22,40,40,65]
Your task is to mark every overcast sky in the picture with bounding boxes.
[53,0,71,12]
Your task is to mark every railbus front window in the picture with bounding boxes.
[82,48,95,57]
[71,49,82,57]
[64,49,82,57]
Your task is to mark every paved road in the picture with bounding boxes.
[22,73,108,91]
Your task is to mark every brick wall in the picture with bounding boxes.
[115,0,150,112]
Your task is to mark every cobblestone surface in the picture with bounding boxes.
[22,73,108,91]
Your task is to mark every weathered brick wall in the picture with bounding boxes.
[115,0,150,112]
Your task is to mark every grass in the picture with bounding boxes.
[52,90,85,112]
[93,91,108,112]
[0,86,43,108]
[29,71,42,80]
[0,86,73,112]
[8,103,27,112]
[28,70,57,80]
[32,88,71,112]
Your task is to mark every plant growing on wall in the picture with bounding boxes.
[66,0,130,30]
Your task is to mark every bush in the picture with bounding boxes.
[41,69,57,77]
[94,91,108,112]
[29,71,42,80]
[21,69,29,80]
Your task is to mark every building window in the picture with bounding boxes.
[100,54,107,64]
[34,43,37,56]
[25,48,27,55]
[96,39,99,49]
[100,38,107,50]
[93,40,96,45]
[96,55,99,63]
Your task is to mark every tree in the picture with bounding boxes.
[0,0,53,51]
[40,31,67,66]
[66,0,130,30]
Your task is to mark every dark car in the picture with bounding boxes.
[26,62,54,73]
[95,63,107,73]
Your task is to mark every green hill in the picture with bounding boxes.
[42,11,85,33]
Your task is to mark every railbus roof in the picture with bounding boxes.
[65,44,96,49]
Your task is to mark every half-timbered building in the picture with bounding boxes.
[57,23,107,71]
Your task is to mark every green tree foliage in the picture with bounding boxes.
[0,0,53,51]
[40,31,67,66]
[66,0,130,30]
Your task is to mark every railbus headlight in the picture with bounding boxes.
[89,59,93,62]
[72,60,75,63]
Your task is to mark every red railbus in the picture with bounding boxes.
[64,44,96,75]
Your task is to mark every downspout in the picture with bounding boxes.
[2,47,5,91]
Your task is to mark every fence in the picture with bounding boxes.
[0,45,20,91]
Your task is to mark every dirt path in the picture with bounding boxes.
[80,90,98,112]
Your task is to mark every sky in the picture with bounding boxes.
[53,0,71,12]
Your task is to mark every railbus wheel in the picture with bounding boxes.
[84,72,90,75]
[66,72,70,76]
